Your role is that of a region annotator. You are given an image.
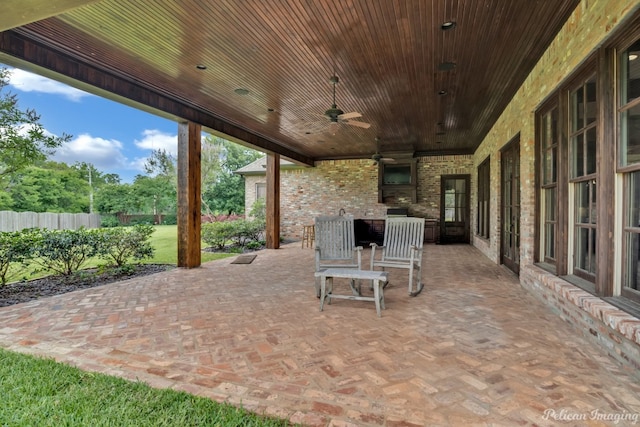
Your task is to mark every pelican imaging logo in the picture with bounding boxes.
[543,408,639,424]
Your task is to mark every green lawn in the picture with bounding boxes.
[143,224,233,264]
[5,225,234,284]
[0,348,294,426]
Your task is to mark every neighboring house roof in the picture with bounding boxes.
[234,156,302,175]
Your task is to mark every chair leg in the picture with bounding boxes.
[409,264,424,297]
[315,276,321,298]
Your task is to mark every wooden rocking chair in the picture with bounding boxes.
[314,215,363,297]
[370,217,425,296]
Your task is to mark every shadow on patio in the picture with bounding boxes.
[0,243,639,426]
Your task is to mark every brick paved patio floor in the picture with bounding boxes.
[1,243,639,426]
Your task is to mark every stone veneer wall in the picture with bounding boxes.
[242,155,473,239]
[472,0,640,373]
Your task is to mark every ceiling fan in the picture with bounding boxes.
[323,75,371,129]
[371,137,396,164]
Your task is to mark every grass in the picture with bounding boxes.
[143,224,233,264]
[6,225,234,283]
[0,348,293,426]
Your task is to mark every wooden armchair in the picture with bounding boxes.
[370,217,425,296]
[314,215,363,297]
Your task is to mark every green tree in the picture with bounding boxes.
[140,149,177,215]
[202,135,261,215]
[0,68,71,188]
[7,161,90,212]
[131,175,176,214]
[94,183,135,215]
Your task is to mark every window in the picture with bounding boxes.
[540,106,558,266]
[620,38,640,304]
[570,75,597,282]
[534,11,640,313]
[477,157,490,239]
[623,172,640,302]
[256,183,266,200]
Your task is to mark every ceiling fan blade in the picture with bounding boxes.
[345,120,371,129]
[338,111,362,120]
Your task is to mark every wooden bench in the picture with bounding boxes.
[314,268,388,317]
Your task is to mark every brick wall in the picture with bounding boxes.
[522,266,640,376]
[472,0,640,372]
[243,155,473,239]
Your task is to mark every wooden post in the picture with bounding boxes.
[266,153,280,249]
[177,121,202,268]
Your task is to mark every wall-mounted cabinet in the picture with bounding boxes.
[378,157,417,203]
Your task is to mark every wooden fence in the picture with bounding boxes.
[0,211,101,232]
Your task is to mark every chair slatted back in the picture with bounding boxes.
[382,217,425,261]
[315,215,357,261]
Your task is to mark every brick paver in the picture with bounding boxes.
[1,243,639,426]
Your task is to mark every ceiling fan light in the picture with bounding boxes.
[438,62,456,71]
[441,21,456,30]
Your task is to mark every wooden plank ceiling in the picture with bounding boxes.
[0,0,579,165]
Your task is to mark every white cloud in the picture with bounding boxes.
[134,129,177,156]
[52,133,130,171]
[7,68,91,102]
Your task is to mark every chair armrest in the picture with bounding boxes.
[409,245,423,262]
[369,243,385,269]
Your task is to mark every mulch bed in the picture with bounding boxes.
[0,264,174,308]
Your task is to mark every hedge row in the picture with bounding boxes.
[0,225,155,285]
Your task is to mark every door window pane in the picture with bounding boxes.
[620,103,640,166]
[624,233,640,291]
[586,78,597,125]
[586,128,597,174]
[571,87,584,132]
[623,172,640,297]
[629,171,640,228]
[621,39,640,105]
[573,134,584,177]
[576,181,590,223]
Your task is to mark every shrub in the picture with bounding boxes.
[96,224,155,267]
[100,215,121,228]
[201,221,235,250]
[129,215,156,226]
[161,214,177,225]
[201,218,266,251]
[0,229,40,285]
[249,199,266,221]
[31,228,101,276]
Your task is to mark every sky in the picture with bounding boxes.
[3,63,180,183]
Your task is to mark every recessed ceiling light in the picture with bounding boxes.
[630,53,638,61]
[438,90,448,95]
[234,88,250,95]
[438,62,456,71]
[441,21,456,30]
[195,64,207,70]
